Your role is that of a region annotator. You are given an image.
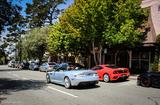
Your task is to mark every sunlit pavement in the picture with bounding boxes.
[0,65,160,105]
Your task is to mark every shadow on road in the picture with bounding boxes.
[0,78,46,103]
[48,82,100,90]
[108,79,130,83]
[0,69,22,72]
[72,85,100,90]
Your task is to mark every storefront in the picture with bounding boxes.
[103,46,155,74]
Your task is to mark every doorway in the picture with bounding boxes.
[116,51,129,68]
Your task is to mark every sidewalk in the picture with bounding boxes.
[129,74,139,80]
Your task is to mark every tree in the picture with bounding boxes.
[21,27,48,62]
[104,0,148,46]
[26,0,66,28]
[48,21,86,63]
[57,0,148,65]
[0,40,9,64]
[0,0,22,34]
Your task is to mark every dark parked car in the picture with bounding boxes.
[29,62,39,71]
[19,61,29,70]
[137,72,160,88]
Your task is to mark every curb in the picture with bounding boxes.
[129,75,138,80]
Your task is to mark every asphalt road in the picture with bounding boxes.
[0,65,160,105]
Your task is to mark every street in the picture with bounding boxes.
[0,65,160,105]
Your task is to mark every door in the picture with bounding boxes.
[53,68,65,84]
[116,51,129,68]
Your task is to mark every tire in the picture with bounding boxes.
[46,74,51,83]
[141,78,151,87]
[64,77,71,89]
[103,74,110,83]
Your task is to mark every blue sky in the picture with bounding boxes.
[13,0,74,17]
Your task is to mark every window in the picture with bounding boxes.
[92,66,103,70]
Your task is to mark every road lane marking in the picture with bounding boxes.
[47,86,78,98]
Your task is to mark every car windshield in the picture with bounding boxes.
[48,62,56,65]
[105,65,119,68]
[58,63,86,71]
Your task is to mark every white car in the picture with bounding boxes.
[46,63,99,89]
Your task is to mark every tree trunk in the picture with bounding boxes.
[92,41,97,65]
[99,45,102,64]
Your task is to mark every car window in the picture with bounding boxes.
[55,66,66,72]
[106,65,119,68]
[42,63,46,66]
[48,62,56,65]
[92,66,103,70]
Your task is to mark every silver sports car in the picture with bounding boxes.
[46,63,99,89]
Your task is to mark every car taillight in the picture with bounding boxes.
[113,71,118,74]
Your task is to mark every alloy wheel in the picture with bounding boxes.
[64,77,71,89]
[103,74,109,82]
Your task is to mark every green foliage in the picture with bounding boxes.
[152,34,160,72]
[26,0,66,27]
[21,27,48,61]
[0,0,22,34]
[58,0,148,48]
[48,0,148,65]
[48,22,83,55]
[104,0,148,46]
[156,34,160,49]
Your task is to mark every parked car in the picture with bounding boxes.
[15,61,21,68]
[46,63,99,89]
[137,72,160,88]
[39,62,58,72]
[8,60,16,68]
[19,61,29,70]
[91,64,130,82]
[29,62,39,71]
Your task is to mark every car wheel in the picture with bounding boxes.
[64,77,71,89]
[103,74,110,82]
[46,74,51,83]
[141,78,151,87]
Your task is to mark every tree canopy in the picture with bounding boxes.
[48,0,148,65]
[0,0,22,34]
[26,0,66,28]
[21,27,49,62]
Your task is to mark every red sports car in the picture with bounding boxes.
[91,64,130,82]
